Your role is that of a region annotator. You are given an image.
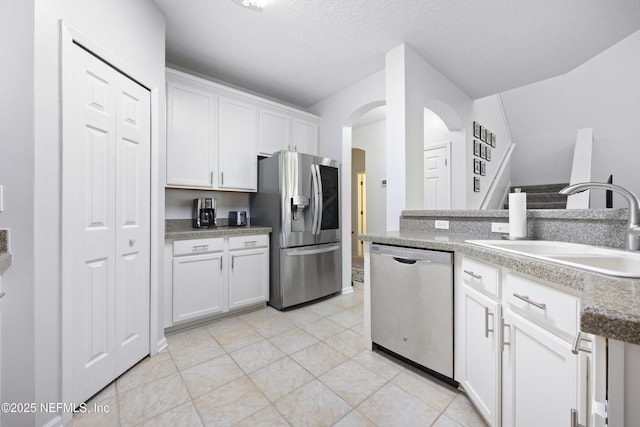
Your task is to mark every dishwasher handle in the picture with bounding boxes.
[393,257,418,265]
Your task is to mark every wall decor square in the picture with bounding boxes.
[474,177,480,192]
[474,158,481,174]
[486,146,491,161]
[480,144,486,159]
[480,161,486,176]
[473,121,481,138]
[480,126,486,142]
[473,140,480,156]
[491,133,496,147]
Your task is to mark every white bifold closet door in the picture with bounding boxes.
[66,42,150,405]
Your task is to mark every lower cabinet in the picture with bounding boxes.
[173,251,225,323]
[228,235,269,310]
[458,255,593,427]
[461,284,501,427]
[170,234,269,327]
[502,307,586,427]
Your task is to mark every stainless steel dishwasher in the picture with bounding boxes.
[370,244,455,383]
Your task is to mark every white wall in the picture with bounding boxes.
[353,120,387,234]
[386,44,474,223]
[165,189,250,221]
[309,70,385,292]
[501,29,640,208]
[424,109,450,147]
[32,1,165,425]
[0,1,36,426]
[468,94,513,208]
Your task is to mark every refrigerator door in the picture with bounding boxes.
[274,242,342,309]
[281,151,317,248]
[315,156,341,245]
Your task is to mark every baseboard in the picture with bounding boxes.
[156,336,168,353]
[41,414,63,427]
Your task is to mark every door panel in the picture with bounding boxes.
[278,243,341,308]
[68,43,150,404]
[281,151,316,247]
[316,157,341,245]
[424,145,450,210]
[115,74,150,373]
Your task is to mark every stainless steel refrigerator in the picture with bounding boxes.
[250,150,341,310]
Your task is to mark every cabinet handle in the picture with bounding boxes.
[219,257,223,271]
[191,245,209,252]
[211,171,214,185]
[513,293,546,310]
[484,307,494,338]
[503,322,511,349]
[221,172,224,185]
[231,255,234,269]
[244,240,257,247]
[0,292,5,300]
[463,270,482,280]
[571,332,592,355]
[570,409,586,427]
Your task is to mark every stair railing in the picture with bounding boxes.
[480,142,515,209]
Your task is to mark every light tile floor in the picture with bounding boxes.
[68,283,487,427]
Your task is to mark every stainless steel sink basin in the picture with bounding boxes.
[466,239,640,278]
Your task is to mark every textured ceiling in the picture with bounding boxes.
[153,0,640,108]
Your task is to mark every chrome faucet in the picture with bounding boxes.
[559,182,640,251]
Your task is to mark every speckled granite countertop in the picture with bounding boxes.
[0,230,10,275]
[165,219,271,242]
[361,230,640,345]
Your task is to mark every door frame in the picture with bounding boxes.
[60,22,162,422]
[423,141,451,209]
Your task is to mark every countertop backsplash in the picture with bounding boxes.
[399,209,628,249]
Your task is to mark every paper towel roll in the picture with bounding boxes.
[509,189,527,238]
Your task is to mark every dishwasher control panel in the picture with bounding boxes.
[370,244,452,263]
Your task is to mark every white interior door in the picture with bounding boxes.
[424,144,451,209]
[66,42,150,404]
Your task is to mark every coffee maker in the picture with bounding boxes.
[192,198,216,228]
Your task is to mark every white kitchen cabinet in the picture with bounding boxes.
[166,68,320,190]
[502,307,586,427]
[461,283,501,427]
[458,256,591,427]
[172,238,225,323]
[166,78,218,188]
[259,107,290,156]
[292,117,318,155]
[168,234,269,327]
[228,235,269,310]
[219,96,258,191]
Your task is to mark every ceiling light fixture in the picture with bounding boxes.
[232,0,268,11]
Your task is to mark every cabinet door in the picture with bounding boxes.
[219,96,258,191]
[502,308,580,427]
[173,252,225,323]
[292,118,318,155]
[259,108,290,156]
[166,80,217,188]
[228,248,269,310]
[461,284,501,427]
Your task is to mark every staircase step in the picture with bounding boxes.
[510,183,569,194]
[504,182,569,209]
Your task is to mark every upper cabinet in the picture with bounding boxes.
[166,68,319,191]
[166,80,218,188]
[219,96,257,191]
[292,117,318,155]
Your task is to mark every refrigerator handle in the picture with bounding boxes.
[314,164,324,234]
[311,164,321,235]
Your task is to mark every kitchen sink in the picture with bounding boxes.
[466,239,640,278]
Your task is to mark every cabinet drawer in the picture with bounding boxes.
[504,272,579,338]
[173,238,224,256]
[229,234,269,250]
[461,257,500,297]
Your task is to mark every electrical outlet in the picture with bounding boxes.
[435,220,449,230]
[491,222,509,233]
